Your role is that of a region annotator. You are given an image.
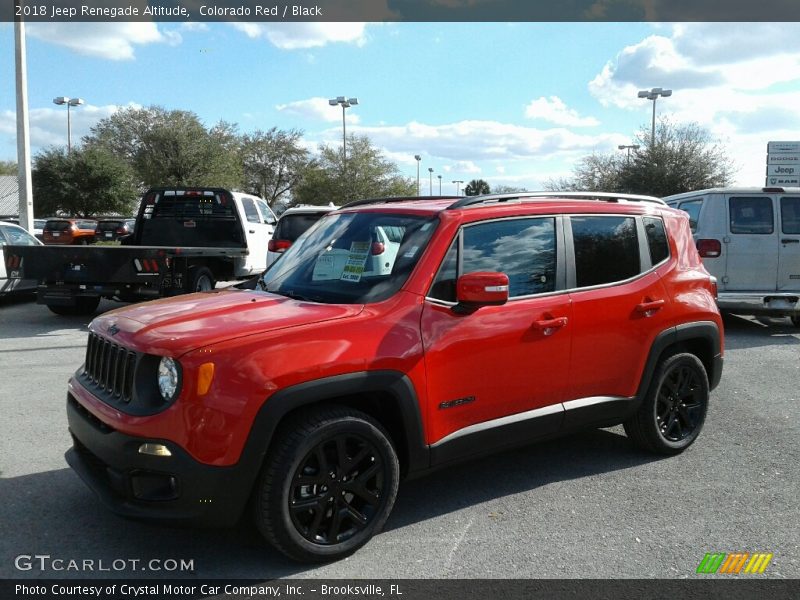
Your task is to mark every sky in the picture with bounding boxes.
[2,21,800,194]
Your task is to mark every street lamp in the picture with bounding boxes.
[637,87,671,146]
[53,96,84,152]
[328,96,358,180]
[452,180,463,195]
[428,167,434,196]
[414,155,422,196]
[437,174,442,195]
[618,144,640,162]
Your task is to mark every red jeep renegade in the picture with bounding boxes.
[65,192,723,562]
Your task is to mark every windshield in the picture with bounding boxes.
[259,211,438,304]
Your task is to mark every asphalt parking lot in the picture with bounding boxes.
[0,293,798,579]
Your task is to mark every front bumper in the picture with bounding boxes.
[717,292,799,317]
[65,394,254,527]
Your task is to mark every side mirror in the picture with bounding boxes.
[455,271,509,312]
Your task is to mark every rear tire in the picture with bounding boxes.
[254,406,400,563]
[186,267,215,292]
[624,353,709,455]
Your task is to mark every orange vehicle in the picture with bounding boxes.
[42,218,97,245]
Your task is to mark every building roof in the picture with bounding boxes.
[0,176,19,218]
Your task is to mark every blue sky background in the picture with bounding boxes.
[3,22,800,192]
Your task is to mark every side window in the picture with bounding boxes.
[781,197,800,234]
[644,217,670,265]
[256,199,277,225]
[241,198,261,224]
[571,216,639,288]
[730,197,774,234]
[463,218,556,298]
[678,199,703,232]
[0,225,36,246]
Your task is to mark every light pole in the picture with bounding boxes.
[428,168,434,196]
[414,155,422,196]
[452,180,463,195]
[637,87,671,146]
[618,144,640,162]
[437,174,442,195]
[53,96,84,152]
[329,96,358,182]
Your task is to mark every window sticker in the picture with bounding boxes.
[312,254,336,280]
[402,246,419,259]
[340,241,370,282]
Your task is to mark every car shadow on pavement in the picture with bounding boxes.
[721,313,800,350]
[0,428,655,578]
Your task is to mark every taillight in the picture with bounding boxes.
[116,227,125,234]
[709,276,718,300]
[268,239,291,253]
[696,239,722,258]
[371,242,385,255]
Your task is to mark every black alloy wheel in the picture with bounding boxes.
[289,433,385,546]
[655,363,705,442]
[624,352,709,455]
[254,406,399,562]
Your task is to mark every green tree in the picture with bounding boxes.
[546,119,735,197]
[241,128,310,207]
[464,179,491,196]
[32,146,138,217]
[492,184,528,194]
[292,134,415,206]
[0,160,16,176]
[84,106,242,189]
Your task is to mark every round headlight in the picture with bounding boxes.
[157,357,180,402]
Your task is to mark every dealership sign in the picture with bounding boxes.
[767,141,800,153]
[766,142,800,186]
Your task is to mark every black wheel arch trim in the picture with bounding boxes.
[637,321,723,401]
[240,370,428,483]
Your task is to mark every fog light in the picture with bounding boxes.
[138,443,172,457]
[130,471,178,501]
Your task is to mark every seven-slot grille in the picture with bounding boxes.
[83,332,137,402]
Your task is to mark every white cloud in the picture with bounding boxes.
[341,120,627,163]
[588,23,800,185]
[230,23,370,49]
[0,103,137,153]
[27,23,180,60]
[524,96,600,127]
[275,97,361,124]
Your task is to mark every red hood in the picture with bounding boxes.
[91,289,363,356]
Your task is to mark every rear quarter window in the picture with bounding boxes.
[644,217,670,265]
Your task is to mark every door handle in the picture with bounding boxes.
[636,299,665,316]
[533,316,568,336]
[248,229,256,234]
[781,238,799,244]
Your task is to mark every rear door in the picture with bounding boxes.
[778,195,800,291]
[725,195,779,291]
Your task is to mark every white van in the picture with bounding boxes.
[664,187,800,326]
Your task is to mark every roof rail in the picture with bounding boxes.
[447,191,665,210]
[341,195,462,209]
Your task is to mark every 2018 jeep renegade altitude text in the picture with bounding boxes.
[65,192,724,562]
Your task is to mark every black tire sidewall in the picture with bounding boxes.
[262,413,399,562]
[647,353,709,451]
[187,267,215,293]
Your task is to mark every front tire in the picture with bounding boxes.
[254,406,400,563]
[624,353,709,455]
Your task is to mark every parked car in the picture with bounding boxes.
[267,204,338,267]
[0,220,42,295]
[63,192,723,562]
[32,218,48,241]
[94,218,136,243]
[664,186,800,326]
[3,188,277,316]
[43,218,97,245]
